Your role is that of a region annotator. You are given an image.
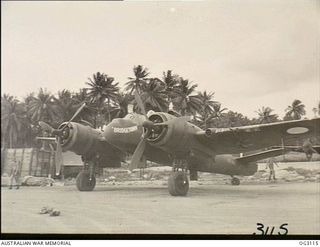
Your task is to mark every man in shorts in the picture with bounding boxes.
[266,157,279,181]
[9,159,22,189]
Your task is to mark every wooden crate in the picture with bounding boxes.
[1,148,54,177]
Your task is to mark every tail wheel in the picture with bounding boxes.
[168,171,189,196]
[76,171,96,191]
[231,177,240,186]
[189,169,198,181]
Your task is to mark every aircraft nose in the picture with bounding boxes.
[102,118,142,148]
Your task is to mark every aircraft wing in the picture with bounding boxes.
[271,145,320,154]
[195,118,320,155]
[235,148,286,164]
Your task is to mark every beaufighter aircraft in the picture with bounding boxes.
[39,94,320,196]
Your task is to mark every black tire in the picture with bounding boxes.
[76,171,96,191]
[189,169,198,181]
[168,171,189,196]
[231,177,240,186]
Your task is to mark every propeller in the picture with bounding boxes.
[37,102,87,176]
[55,136,63,176]
[134,90,147,116]
[128,91,191,171]
[60,102,86,131]
[129,134,148,171]
[128,91,149,171]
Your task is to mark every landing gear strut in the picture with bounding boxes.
[168,160,189,196]
[231,176,240,186]
[76,161,96,191]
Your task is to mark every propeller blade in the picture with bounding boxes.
[153,116,192,126]
[80,118,94,128]
[55,136,63,176]
[39,121,55,133]
[70,102,86,122]
[129,138,146,171]
[134,90,146,117]
[142,120,155,128]
[60,103,86,131]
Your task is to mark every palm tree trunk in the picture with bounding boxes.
[108,98,111,123]
[181,108,185,116]
[2,133,6,149]
[93,114,97,129]
[9,128,13,149]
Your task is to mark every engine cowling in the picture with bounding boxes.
[58,122,123,167]
[58,122,101,155]
[145,113,199,156]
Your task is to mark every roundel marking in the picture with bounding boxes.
[286,127,309,135]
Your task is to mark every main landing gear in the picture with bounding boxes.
[76,160,96,191]
[231,176,240,186]
[168,161,189,196]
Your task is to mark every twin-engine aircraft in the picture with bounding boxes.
[38,94,320,196]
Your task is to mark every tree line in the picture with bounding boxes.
[2,65,320,149]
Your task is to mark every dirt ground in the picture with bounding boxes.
[1,180,319,235]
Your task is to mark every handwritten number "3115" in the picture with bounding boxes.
[253,223,288,235]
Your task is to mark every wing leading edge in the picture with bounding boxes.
[195,118,320,155]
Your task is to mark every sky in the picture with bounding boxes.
[2,0,319,119]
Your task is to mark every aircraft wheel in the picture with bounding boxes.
[231,177,240,186]
[168,171,189,196]
[76,171,96,191]
[189,169,198,181]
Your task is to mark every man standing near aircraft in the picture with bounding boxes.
[266,157,279,181]
[9,159,22,189]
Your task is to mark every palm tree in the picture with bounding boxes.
[22,93,39,147]
[86,72,107,105]
[86,72,119,126]
[24,92,35,105]
[212,103,228,118]
[72,88,96,126]
[199,91,218,114]
[140,78,168,112]
[27,88,60,126]
[163,70,179,101]
[195,114,216,129]
[215,111,252,128]
[284,99,306,120]
[1,94,26,148]
[110,92,133,119]
[171,78,202,116]
[125,65,149,94]
[197,91,218,128]
[256,106,279,124]
[56,89,77,122]
[105,76,120,122]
